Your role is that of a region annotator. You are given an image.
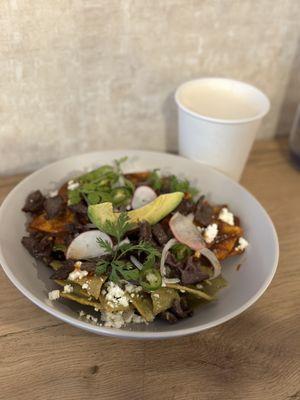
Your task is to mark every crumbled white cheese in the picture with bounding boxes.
[78,306,146,329]
[125,283,143,294]
[196,284,203,289]
[100,310,145,328]
[85,314,98,324]
[132,314,145,324]
[125,283,135,293]
[82,283,89,290]
[153,293,160,298]
[101,311,126,329]
[105,282,129,308]
[48,290,60,301]
[197,226,204,232]
[68,269,88,281]
[203,223,218,243]
[49,189,58,197]
[236,237,249,251]
[63,284,73,294]
[218,207,234,226]
[94,308,99,312]
[74,261,82,268]
[122,309,145,324]
[67,180,80,191]
[126,205,131,211]
[79,311,103,326]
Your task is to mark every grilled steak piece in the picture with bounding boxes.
[22,190,45,213]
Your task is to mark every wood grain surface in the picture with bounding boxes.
[0,140,299,400]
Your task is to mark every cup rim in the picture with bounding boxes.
[175,77,270,125]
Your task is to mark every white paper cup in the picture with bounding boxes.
[175,78,270,181]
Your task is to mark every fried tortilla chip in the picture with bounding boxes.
[73,275,106,300]
[151,287,179,316]
[217,221,243,237]
[212,236,238,260]
[55,279,90,298]
[166,283,213,301]
[130,294,154,322]
[60,292,103,309]
[30,209,74,233]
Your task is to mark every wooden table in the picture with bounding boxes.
[0,140,299,400]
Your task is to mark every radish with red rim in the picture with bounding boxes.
[131,186,157,210]
[169,212,206,251]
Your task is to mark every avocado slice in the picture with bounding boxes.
[88,192,184,230]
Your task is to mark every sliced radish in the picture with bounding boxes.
[169,212,206,251]
[131,186,157,209]
[66,230,113,260]
[160,238,178,277]
[201,247,221,279]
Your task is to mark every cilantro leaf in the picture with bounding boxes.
[124,178,135,193]
[95,260,110,276]
[109,265,119,283]
[117,241,160,260]
[118,268,140,281]
[169,175,198,197]
[149,169,162,191]
[97,237,114,254]
[114,156,128,175]
[102,213,135,243]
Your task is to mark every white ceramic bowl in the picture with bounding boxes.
[0,151,279,339]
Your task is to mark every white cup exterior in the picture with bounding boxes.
[175,78,270,181]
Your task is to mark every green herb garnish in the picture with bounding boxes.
[148,169,162,191]
[95,213,161,283]
[169,175,198,197]
[100,212,135,243]
[67,157,132,206]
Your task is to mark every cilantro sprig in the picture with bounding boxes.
[95,213,160,283]
[99,212,135,243]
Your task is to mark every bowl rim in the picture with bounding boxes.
[0,150,279,339]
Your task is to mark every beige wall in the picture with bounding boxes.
[0,0,299,174]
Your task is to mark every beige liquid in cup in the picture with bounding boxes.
[180,83,260,120]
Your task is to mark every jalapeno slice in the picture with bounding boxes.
[111,187,131,206]
[171,243,192,261]
[139,268,162,291]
